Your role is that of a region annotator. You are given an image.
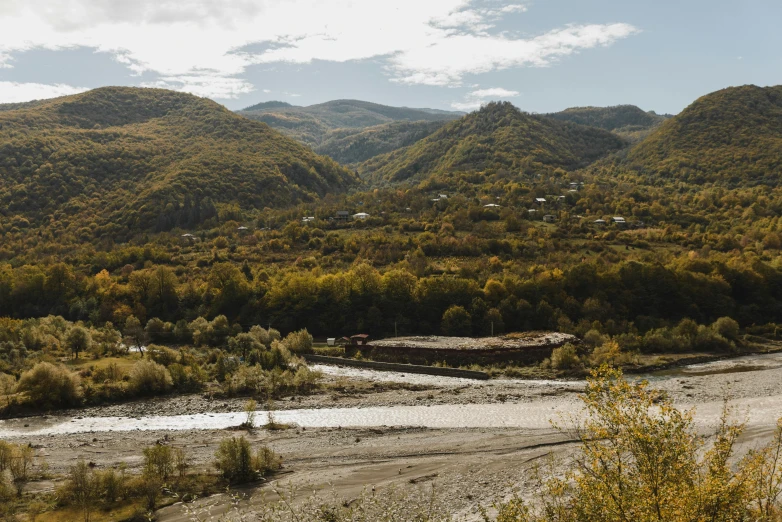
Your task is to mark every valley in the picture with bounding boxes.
[2,82,782,520]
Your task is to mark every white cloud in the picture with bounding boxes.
[451,85,520,110]
[0,1,639,98]
[0,81,88,103]
[471,87,520,98]
[141,75,254,99]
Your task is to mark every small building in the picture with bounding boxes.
[535,198,547,204]
[611,216,627,225]
[350,334,371,346]
[594,219,607,226]
[327,338,336,346]
[543,214,556,223]
[302,216,316,223]
[528,209,538,214]
[353,212,370,220]
[438,194,448,199]
[237,226,249,232]
[181,233,196,244]
[484,203,501,208]
[336,210,350,221]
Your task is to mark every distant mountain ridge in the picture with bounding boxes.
[238,99,463,146]
[546,105,670,142]
[358,101,627,185]
[314,120,448,165]
[0,87,358,239]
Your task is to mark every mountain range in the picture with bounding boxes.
[358,101,627,184]
[0,87,357,238]
[1,84,780,241]
[237,99,463,147]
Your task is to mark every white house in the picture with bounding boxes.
[353,212,370,220]
[535,198,547,204]
[611,217,627,225]
[484,203,501,208]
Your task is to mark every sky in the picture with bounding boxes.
[0,0,779,114]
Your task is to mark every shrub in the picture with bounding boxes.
[441,305,472,336]
[712,316,740,341]
[589,340,627,367]
[551,343,580,370]
[64,460,99,521]
[143,445,173,479]
[128,360,172,395]
[17,362,82,408]
[493,367,782,521]
[147,345,179,366]
[282,329,313,354]
[214,436,281,484]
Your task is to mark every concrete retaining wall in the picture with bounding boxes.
[304,354,490,380]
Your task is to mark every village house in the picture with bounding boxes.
[335,210,350,221]
[611,216,627,225]
[543,214,556,223]
[353,212,370,220]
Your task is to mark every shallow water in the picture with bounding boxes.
[3,353,782,437]
[311,364,582,388]
[648,352,782,378]
[2,393,780,437]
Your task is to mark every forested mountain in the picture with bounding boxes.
[314,120,447,165]
[242,100,294,111]
[358,102,627,185]
[546,105,669,142]
[0,87,358,240]
[619,85,782,184]
[238,99,462,146]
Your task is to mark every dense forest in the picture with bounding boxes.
[358,102,627,184]
[1,84,781,357]
[618,85,782,184]
[0,87,358,240]
[314,120,447,165]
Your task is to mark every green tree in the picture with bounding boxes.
[441,305,472,336]
[66,326,92,359]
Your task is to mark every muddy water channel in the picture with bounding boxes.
[3,353,782,437]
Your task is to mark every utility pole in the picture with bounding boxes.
[395,321,398,338]
[491,321,494,337]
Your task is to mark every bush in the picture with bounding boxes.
[712,316,740,340]
[214,436,281,484]
[441,305,472,336]
[143,445,173,480]
[128,360,172,395]
[282,329,313,354]
[551,343,580,370]
[17,362,82,408]
[147,345,179,366]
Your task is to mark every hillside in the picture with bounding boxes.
[621,85,782,184]
[0,87,358,238]
[358,102,627,185]
[546,105,669,142]
[314,120,447,165]
[238,99,462,146]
